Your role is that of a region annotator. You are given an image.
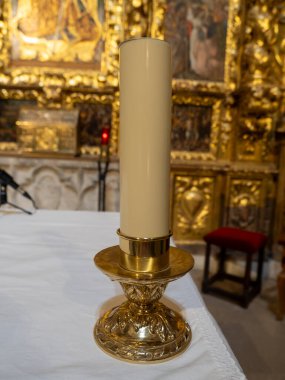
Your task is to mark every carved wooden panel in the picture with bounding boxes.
[171,173,216,243]
[225,173,276,240]
[226,178,263,231]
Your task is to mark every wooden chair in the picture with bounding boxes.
[202,227,267,308]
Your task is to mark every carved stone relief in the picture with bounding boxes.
[0,157,119,212]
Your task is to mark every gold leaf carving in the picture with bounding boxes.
[227,179,262,230]
[172,175,214,241]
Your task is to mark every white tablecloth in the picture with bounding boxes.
[0,210,246,380]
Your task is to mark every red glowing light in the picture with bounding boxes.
[101,128,110,145]
[102,132,108,140]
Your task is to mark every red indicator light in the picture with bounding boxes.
[101,128,110,145]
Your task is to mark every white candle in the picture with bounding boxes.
[119,38,172,238]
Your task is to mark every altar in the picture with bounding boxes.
[0,210,245,379]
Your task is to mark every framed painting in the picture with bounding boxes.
[161,0,243,93]
[64,91,117,157]
[0,0,123,89]
[10,0,105,69]
[76,102,112,156]
[171,94,222,161]
[0,99,37,152]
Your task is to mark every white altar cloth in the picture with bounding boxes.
[0,210,246,380]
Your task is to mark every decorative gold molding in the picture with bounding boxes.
[219,95,236,160]
[151,0,166,40]
[0,142,17,152]
[237,0,283,162]
[124,0,153,39]
[226,178,263,230]
[223,170,275,237]
[172,174,215,242]
[0,88,40,100]
[0,0,9,70]
[170,166,277,244]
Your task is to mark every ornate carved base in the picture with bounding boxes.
[94,246,194,363]
[94,281,191,363]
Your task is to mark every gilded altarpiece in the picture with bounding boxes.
[0,0,284,245]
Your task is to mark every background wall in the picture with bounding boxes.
[0,0,284,246]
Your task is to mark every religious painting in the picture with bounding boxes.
[0,0,123,90]
[76,103,112,154]
[10,0,105,68]
[171,95,222,161]
[164,0,229,82]
[164,0,234,89]
[171,104,212,152]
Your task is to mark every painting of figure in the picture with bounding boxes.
[164,0,228,82]
[76,103,112,148]
[10,0,104,67]
[171,104,212,152]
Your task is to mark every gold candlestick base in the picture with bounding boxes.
[94,245,194,363]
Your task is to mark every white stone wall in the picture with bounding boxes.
[0,156,120,212]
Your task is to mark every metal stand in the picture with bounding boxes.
[98,145,110,211]
[0,179,32,215]
[0,180,7,206]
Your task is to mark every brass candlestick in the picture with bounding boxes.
[94,230,194,363]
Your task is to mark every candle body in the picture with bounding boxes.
[119,38,172,238]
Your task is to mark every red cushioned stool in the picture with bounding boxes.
[202,227,267,308]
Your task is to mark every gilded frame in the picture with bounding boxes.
[64,91,118,157]
[0,0,124,90]
[153,0,244,93]
[171,94,222,162]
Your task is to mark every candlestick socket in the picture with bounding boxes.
[117,229,171,273]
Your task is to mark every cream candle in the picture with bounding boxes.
[119,38,172,238]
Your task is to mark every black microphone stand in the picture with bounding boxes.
[98,145,110,211]
[0,178,32,215]
[0,180,7,206]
